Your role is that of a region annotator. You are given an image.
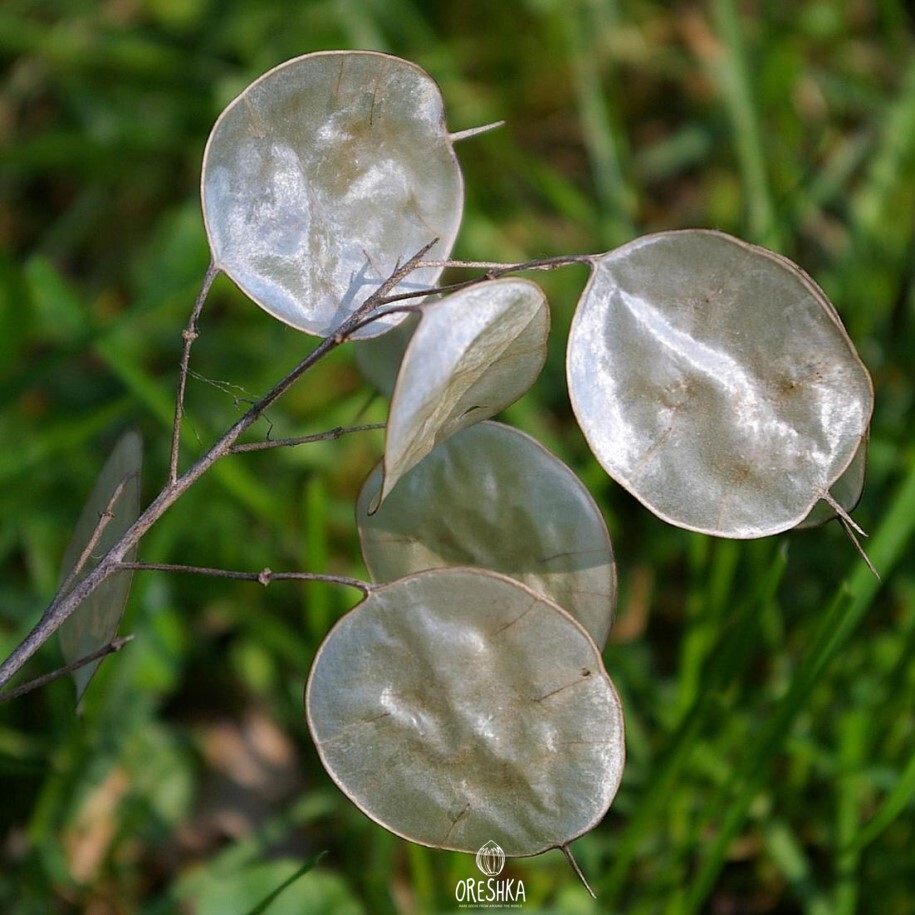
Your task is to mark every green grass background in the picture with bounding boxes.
[2,1,915,912]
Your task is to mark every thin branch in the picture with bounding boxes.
[420,259,523,270]
[0,636,135,704]
[116,562,372,594]
[342,238,440,333]
[364,253,596,313]
[449,120,505,142]
[375,281,476,308]
[341,305,424,338]
[418,253,595,273]
[170,261,219,484]
[0,241,464,691]
[823,492,879,579]
[55,475,130,601]
[320,252,598,344]
[230,422,386,454]
[823,491,868,538]
[560,844,597,899]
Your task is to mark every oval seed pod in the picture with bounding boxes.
[306,567,625,857]
[567,230,874,538]
[357,421,616,647]
[201,51,464,338]
[58,430,142,702]
[379,278,549,506]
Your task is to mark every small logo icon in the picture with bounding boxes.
[475,840,505,877]
[456,839,524,906]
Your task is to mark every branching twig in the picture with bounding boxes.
[170,261,219,484]
[344,253,596,337]
[418,253,595,273]
[824,492,879,579]
[342,239,440,334]
[369,253,596,313]
[345,305,423,339]
[560,844,597,899]
[116,561,372,594]
[0,241,597,693]
[0,636,135,704]
[0,243,435,692]
[55,475,130,601]
[229,422,386,454]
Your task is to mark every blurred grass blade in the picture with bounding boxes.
[243,853,326,915]
[710,0,781,248]
[601,543,788,901]
[683,453,915,911]
[560,0,636,245]
[845,750,915,854]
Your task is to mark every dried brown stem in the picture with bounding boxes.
[55,475,130,601]
[560,844,597,899]
[116,561,372,594]
[823,492,879,579]
[418,253,595,273]
[170,261,219,484]
[0,241,596,694]
[229,422,385,454]
[0,636,135,704]
[448,120,505,142]
[367,253,595,312]
[0,243,433,692]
